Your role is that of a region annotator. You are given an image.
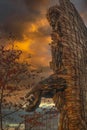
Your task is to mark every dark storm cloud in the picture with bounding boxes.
[0,0,87,41]
[71,0,87,25]
[71,0,87,12]
[0,0,49,41]
[24,0,48,10]
[22,0,49,21]
[1,21,26,41]
[0,0,28,40]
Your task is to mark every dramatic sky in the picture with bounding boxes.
[0,0,87,71]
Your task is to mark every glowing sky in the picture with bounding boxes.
[0,0,87,70]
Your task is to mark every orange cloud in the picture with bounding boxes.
[0,0,52,71]
[13,18,52,67]
[14,39,32,52]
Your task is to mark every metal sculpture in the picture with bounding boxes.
[25,0,87,129]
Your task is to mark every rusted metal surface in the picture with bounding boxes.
[47,0,87,129]
[25,0,87,129]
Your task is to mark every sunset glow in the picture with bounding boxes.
[14,39,33,52]
[12,18,52,67]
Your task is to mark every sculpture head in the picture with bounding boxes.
[25,90,42,112]
[25,74,67,112]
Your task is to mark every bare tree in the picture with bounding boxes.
[0,45,36,130]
